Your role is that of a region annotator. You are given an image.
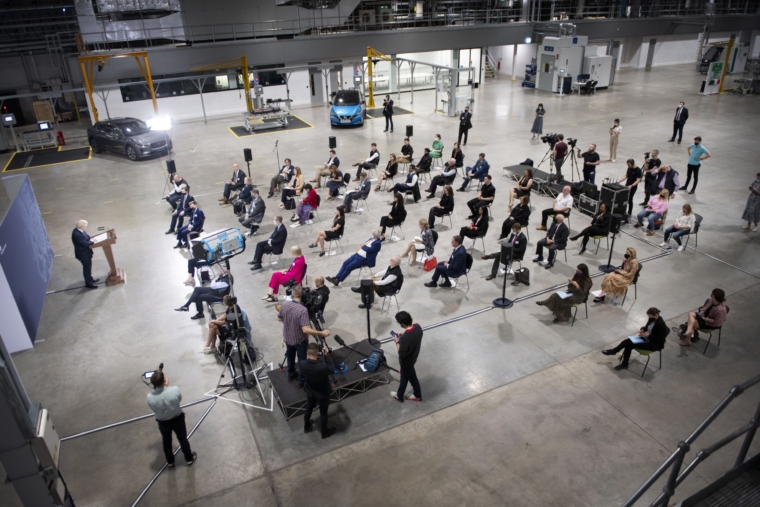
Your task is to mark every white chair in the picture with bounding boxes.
[354,265,371,286]
[379,288,401,315]
[265,252,283,269]
[325,235,344,256]
[353,196,370,214]
[389,221,405,242]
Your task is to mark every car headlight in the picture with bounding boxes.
[351,111,362,118]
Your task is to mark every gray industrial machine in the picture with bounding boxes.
[583,55,614,89]
[536,36,588,94]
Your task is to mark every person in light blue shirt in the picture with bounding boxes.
[682,136,711,195]
[147,371,197,468]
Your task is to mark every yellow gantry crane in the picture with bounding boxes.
[367,46,391,108]
[79,51,158,123]
[192,57,253,112]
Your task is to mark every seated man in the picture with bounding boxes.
[537,185,573,230]
[325,230,382,287]
[249,216,288,271]
[232,177,254,214]
[268,158,294,198]
[220,163,246,205]
[350,255,404,308]
[167,186,193,234]
[203,295,242,354]
[425,158,457,198]
[175,268,231,320]
[351,143,380,180]
[312,276,331,315]
[239,189,266,235]
[312,150,339,188]
[343,171,371,213]
[483,223,527,281]
[165,174,189,210]
[389,165,418,200]
[174,200,204,249]
[678,288,728,346]
[416,148,432,175]
[533,214,568,269]
[458,153,490,191]
[466,175,495,218]
[425,235,466,288]
[397,138,414,163]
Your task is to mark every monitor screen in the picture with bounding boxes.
[2,114,13,125]
[38,121,52,131]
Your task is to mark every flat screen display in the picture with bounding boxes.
[38,121,52,131]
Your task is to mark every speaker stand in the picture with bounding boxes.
[599,232,619,273]
[493,258,514,309]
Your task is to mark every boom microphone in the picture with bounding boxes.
[334,335,346,347]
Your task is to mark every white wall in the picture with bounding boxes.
[489,44,538,80]
[621,32,735,68]
[750,31,760,57]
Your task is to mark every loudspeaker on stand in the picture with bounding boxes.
[244,148,252,162]
[406,125,413,137]
[166,159,176,175]
[329,136,337,149]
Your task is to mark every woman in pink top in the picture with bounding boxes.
[264,246,306,302]
[679,288,728,346]
[635,189,670,236]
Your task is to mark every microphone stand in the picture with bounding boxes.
[273,140,280,171]
[493,251,514,309]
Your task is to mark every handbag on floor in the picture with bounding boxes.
[511,267,530,286]
[423,256,437,271]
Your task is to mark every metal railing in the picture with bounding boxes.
[623,373,760,507]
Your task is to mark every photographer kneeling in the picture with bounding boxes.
[278,285,331,385]
[203,295,241,354]
[300,342,336,439]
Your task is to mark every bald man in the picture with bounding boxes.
[71,220,99,288]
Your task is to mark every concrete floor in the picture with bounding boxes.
[1,63,759,507]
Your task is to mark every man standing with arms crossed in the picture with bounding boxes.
[147,370,197,468]
[390,311,423,403]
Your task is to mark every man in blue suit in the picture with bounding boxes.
[249,216,288,270]
[71,219,98,289]
[458,153,490,191]
[175,201,204,248]
[425,235,466,288]
[167,186,193,234]
[326,231,382,287]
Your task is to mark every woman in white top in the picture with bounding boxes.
[660,204,695,252]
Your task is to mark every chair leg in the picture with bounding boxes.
[595,238,601,255]
[563,249,568,262]
[572,306,577,326]
[641,354,650,377]
[622,289,628,306]
[702,332,713,354]
[659,350,662,369]
[634,283,637,300]
[585,301,588,318]
[717,328,721,346]
[479,236,486,252]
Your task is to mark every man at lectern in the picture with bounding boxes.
[71,220,99,289]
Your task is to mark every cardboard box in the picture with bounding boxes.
[33,100,55,123]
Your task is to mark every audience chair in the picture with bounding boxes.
[399,162,409,175]
[520,219,531,241]
[632,348,662,377]
[354,265,371,286]
[379,287,402,315]
[353,195,370,214]
[571,294,589,327]
[621,263,643,305]
[366,165,378,179]
[450,253,474,292]
[591,220,612,254]
[325,234,344,256]
[543,243,568,264]
[265,252,283,269]
[389,221,405,241]
[402,184,420,205]
[417,170,430,186]
[381,174,396,191]
[467,221,489,253]
[432,156,443,169]
[442,209,454,229]
[695,306,729,355]
[548,209,571,229]
[684,213,702,249]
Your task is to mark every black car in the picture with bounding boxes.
[87,117,173,161]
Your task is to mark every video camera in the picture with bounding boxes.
[541,133,560,147]
[567,138,577,148]
[284,280,325,324]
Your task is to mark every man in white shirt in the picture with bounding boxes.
[352,143,380,180]
[312,150,339,187]
[608,118,622,162]
[537,186,573,230]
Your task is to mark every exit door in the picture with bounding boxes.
[309,70,325,104]
[538,54,555,92]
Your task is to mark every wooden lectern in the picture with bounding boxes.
[90,229,126,285]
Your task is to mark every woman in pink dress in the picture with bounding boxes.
[264,246,306,302]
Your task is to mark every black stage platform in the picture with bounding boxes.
[228,115,313,137]
[366,107,413,119]
[270,338,392,420]
[3,147,91,172]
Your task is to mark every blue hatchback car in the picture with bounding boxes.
[330,90,365,126]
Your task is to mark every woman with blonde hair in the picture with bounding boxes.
[263,246,306,302]
[399,218,435,265]
[635,188,670,236]
[594,247,639,303]
[279,166,304,209]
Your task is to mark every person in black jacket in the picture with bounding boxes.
[569,203,611,254]
[416,148,432,176]
[379,193,407,241]
[483,223,527,281]
[533,214,569,269]
[71,220,98,288]
[669,101,689,144]
[383,95,394,133]
[390,311,423,402]
[428,185,454,228]
[165,174,189,210]
[451,143,464,171]
[459,205,488,240]
[458,106,472,146]
[500,195,531,239]
[249,216,288,271]
[220,163,246,205]
[603,307,668,371]
[300,343,336,439]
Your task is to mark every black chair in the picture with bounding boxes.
[621,263,643,305]
[442,204,455,229]
[379,281,403,315]
[580,80,597,95]
[683,213,702,249]
[325,234,343,256]
[571,294,589,327]
[403,182,421,204]
[696,306,729,354]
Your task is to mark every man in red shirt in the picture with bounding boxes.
[553,134,568,182]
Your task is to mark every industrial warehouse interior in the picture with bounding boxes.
[0,1,759,506]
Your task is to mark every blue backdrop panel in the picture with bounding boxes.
[0,175,54,344]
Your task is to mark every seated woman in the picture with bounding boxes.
[325,166,345,199]
[570,203,611,254]
[603,307,667,371]
[594,247,638,303]
[309,206,345,257]
[536,263,592,323]
[451,142,464,171]
[430,134,444,160]
[459,205,489,240]
[263,246,306,302]
[400,218,435,266]
[509,169,534,209]
[397,138,414,163]
[635,189,670,236]
[203,295,241,354]
[292,184,318,224]
[678,288,727,346]
[661,203,695,252]
[375,153,399,191]
[428,184,454,229]
[379,193,407,241]
[500,195,531,239]
[279,166,304,210]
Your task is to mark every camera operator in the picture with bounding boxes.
[278,285,331,385]
[203,295,241,354]
[147,370,197,467]
[553,134,568,182]
[577,144,601,184]
[640,150,661,206]
[300,342,336,439]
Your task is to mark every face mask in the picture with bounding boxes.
[624,254,630,259]
[576,271,583,277]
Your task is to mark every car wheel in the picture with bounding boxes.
[89,138,101,153]
[125,145,138,161]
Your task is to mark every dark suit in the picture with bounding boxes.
[535,222,568,265]
[429,193,454,227]
[223,169,246,199]
[458,111,473,145]
[72,228,95,285]
[501,204,531,238]
[573,212,611,249]
[252,224,287,264]
[488,232,527,276]
[383,99,394,131]
[610,316,668,365]
[432,244,466,284]
[240,196,265,231]
[177,208,205,246]
[671,106,689,143]
[299,357,333,436]
[335,238,382,282]
[343,177,371,212]
[170,193,193,231]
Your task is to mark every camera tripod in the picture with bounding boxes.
[565,146,582,183]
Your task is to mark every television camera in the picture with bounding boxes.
[566,137,577,148]
[541,133,560,146]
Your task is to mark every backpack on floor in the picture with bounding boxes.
[512,267,530,286]
[364,348,386,372]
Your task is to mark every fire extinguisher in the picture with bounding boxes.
[57,130,65,146]
[497,60,501,70]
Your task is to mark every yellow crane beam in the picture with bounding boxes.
[366,47,392,108]
[192,57,253,112]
